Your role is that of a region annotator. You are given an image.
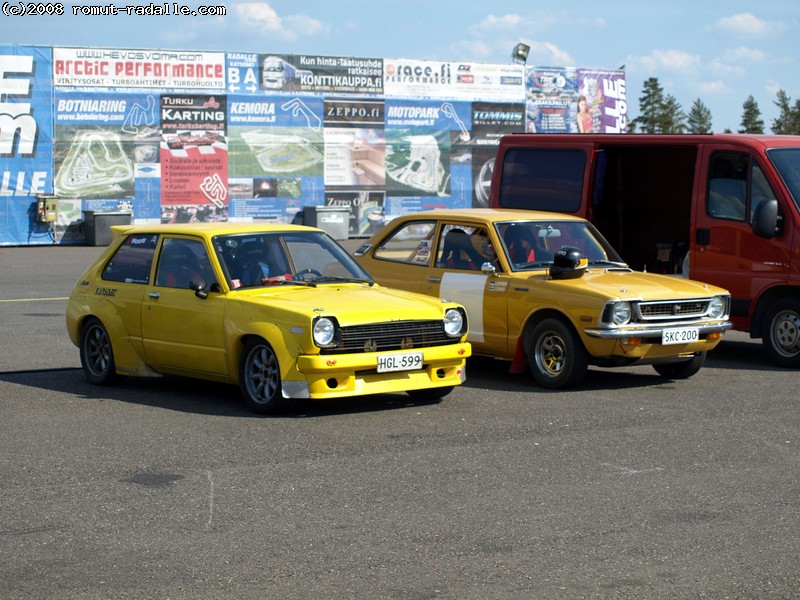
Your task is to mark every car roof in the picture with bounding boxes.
[110,221,324,241]
[389,207,588,224]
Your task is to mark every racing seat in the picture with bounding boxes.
[237,241,271,285]
[156,243,201,289]
[440,229,483,270]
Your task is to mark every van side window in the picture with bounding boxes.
[499,148,585,212]
[707,152,748,221]
[101,234,158,284]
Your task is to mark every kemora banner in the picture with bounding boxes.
[53,47,226,92]
[384,59,525,102]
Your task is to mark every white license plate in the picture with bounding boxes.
[662,327,699,345]
[377,352,423,373]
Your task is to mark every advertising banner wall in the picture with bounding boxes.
[0,44,625,245]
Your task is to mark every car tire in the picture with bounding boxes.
[653,352,706,379]
[762,298,800,368]
[406,386,454,402]
[80,318,123,385]
[526,318,588,389]
[239,338,292,414]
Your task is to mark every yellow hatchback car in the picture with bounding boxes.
[354,208,732,388]
[66,222,470,414]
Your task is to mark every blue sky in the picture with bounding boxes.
[6,0,799,133]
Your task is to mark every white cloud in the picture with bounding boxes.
[698,80,729,95]
[231,2,325,40]
[722,46,767,63]
[638,49,701,73]
[710,13,778,36]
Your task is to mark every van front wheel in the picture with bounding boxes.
[763,298,800,368]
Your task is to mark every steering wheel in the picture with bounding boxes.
[293,268,322,281]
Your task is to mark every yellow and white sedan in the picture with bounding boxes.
[354,208,732,388]
[66,222,470,414]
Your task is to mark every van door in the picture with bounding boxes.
[692,148,791,327]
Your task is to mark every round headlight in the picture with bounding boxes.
[708,296,725,319]
[443,308,464,337]
[610,301,632,325]
[313,317,337,346]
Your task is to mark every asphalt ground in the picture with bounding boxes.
[1,241,798,599]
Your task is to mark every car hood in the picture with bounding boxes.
[530,268,728,300]
[234,283,453,324]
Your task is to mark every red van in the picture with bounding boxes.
[489,133,800,367]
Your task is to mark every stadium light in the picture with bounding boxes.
[512,43,531,65]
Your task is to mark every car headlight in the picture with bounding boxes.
[443,308,465,337]
[608,301,632,325]
[313,317,338,347]
[708,296,726,319]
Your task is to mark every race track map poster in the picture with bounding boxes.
[227,94,324,221]
[160,94,228,221]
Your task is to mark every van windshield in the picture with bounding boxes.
[767,148,800,209]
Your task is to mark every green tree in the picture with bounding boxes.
[660,94,687,133]
[739,95,764,133]
[771,89,800,135]
[633,77,665,133]
[687,98,713,134]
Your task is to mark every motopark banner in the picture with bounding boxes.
[0,45,626,245]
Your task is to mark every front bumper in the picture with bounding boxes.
[583,321,732,340]
[285,342,471,399]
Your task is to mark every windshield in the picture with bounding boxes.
[213,231,373,289]
[767,147,800,210]
[494,220,625,270]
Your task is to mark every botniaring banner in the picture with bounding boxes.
[53,47,226,92]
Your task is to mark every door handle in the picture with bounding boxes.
[148,292,160,299]
[427,276,442,282]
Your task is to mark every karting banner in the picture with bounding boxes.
[0,45,54,245]
[53,47,226,92]
[160,94,228,220]
[577,69,627,133]
[384,59,525,102]
[227,94,324,221]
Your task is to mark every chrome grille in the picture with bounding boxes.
[636,299,709,321]
[322,320,456,355]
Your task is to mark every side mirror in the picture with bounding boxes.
[752,199,778,239]
[189,277,209,299]
[480,261,497,275]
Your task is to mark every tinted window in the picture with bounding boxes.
[498,148,585,212]
[101,234,158,284]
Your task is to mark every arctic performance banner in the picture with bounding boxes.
[53,47,226,92]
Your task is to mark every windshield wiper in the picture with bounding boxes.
[311,276,375,285]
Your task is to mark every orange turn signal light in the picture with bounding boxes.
[621,337,643,346]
